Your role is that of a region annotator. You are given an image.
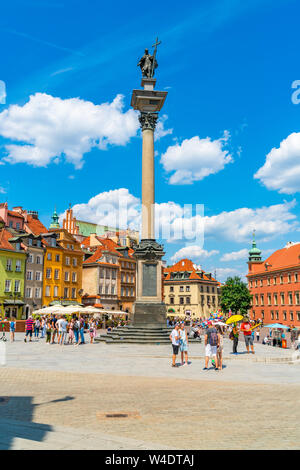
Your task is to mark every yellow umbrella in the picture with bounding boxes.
[226,315,244,324]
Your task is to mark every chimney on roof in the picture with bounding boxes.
[90,233,101,247]
[27,210,39,220]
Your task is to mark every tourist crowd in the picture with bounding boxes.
[169,317,300,370]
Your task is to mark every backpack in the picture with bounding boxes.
[209,329,218,346]
[73,321,79,331]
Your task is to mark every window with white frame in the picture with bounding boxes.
[71,288,76,299]
[26,271,33,281]
[4,280,11,292]
[72,272,77,282]
[72,258,77,267]
[36,255,41,265]
[45,286,51,297]
[35,288,41,298]
[16,260,22,272]
[64,271,70,281]
[14,280,20,292]
[53,286,58,297]
[46,268,51,279]
[25,287,32,298]
[35,271,42,281]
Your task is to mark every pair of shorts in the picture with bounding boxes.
[172,344,179,355]
[26,330,32,337]
[205,344,217,357]
[245,335,254,346]
[180,341,188,352]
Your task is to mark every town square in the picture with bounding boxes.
[1,0,300,455]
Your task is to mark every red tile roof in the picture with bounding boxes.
[98,238,121,256]
[25,215,48,236]
[81,236,91,247]
[249,243,300,275]
[0,228,15,250]
[164,258,217,282]
[7,210,24,219]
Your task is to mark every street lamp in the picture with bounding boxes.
[9,291,21,318]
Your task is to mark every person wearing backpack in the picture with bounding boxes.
[203,321,219,370]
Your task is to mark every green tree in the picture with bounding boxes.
[220,276,252,315]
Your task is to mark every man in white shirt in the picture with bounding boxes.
[170,323,180,368]
[56,316,65,344]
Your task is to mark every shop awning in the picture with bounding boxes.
[3,299,24,305]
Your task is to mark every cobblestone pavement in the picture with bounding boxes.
[0,333,299,449]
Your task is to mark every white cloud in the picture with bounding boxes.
[155,115,173,141]
[0,93,139,169]
[220,248,248,262]
[0,186,6,194]
[60,188,141,230]
[202,200,298,242]
[171,245,219,263]
[160,131,232,184]
[0,80,6,105]
[255,132,300,194]
[60,189,298,245]
[214,267,243,283]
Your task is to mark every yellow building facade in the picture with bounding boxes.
[42,230,83,306]
[164,259,221,319]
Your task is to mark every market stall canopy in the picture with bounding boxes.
[264,323,290,329]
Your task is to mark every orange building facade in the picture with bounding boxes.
[247,239,300,326]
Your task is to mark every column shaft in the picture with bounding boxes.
[141,128,155,239]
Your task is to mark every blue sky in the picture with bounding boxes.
[1,0,300,280]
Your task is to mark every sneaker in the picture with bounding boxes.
[203,367,208,370]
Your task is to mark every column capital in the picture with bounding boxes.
[139,112,158,131]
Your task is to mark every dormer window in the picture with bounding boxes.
[28,238,33,246]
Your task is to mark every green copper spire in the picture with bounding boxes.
[248,230,262,262]
[50,206,60,229]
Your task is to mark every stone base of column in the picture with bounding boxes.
[133,301,166,328]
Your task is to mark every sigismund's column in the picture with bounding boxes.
[131,44,168,327]
[140,111,157,240]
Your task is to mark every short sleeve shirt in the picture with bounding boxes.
[171,329,180,346]
[241,322,252,336]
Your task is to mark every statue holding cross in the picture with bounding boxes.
[137,37,161,78]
